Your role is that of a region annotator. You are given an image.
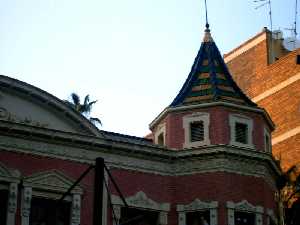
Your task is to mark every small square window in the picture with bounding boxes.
[190,121,204,142]
[235,122,248,144]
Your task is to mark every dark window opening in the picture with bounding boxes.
[235,122,248,144]
[29,197,71,225]
[186,210,210,225]
[0,189,8,225]
[265,134,271,152]
[157,133,164,146]
[190,121,204,142]
[120,207,159,225]
[234,211,255,225]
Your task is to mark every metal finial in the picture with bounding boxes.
[204,0,209,29]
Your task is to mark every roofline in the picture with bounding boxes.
[0,75,103,137]
[224,28,268,63]
[149,101,275,130]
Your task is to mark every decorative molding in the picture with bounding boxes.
[177,199,218,211]
[149,100,274,131]
[112,191,170,211]
[21,187,32,225]
[224,32,266,63]
[183,112,210,148]
[177,199,218,225]
[0,134,280,189]
[226,200,264,225]
[23,170,83,194]
[70,194,81,225]
[0,162,20,183]
[252,72,300,103]
[229,114,254,149]
[6,183,18,225]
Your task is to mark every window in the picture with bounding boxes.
[183,113,210,148]
[235,122,248,144]
[190,121,204,142]
[30,197,71,225]
[157,133,165,146]
[234,211,255,225]
[112,191,170,225]
[177,199,218,225]
[186,210,210,225]
[155,123,166,146]
[229,115,254,149]
[227,200,263,225]
[0,188,8,225]
[21,170,83,225]
[120,207,159,225]
[264,128,272,153]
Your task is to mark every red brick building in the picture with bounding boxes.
[224,28,300,171]
[0,25,280,225]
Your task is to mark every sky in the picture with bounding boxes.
[0,0,298,137]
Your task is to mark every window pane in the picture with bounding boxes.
[235,122,248,144]
[186,210,210,225]
[120,207,159,225]
[190,121,204,142]
[234,211,255,225]
[30,197,70,225]
[0,189,8,225]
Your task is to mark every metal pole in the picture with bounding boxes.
[93,157,105,225]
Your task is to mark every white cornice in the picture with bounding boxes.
[149,101,274,130]
[224,32,266,63]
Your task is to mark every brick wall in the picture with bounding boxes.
[225,31,300,170]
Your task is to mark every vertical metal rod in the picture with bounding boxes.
[93,157,105,225]
[204,0,209,26]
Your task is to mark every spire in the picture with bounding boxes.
[170,25,256,107]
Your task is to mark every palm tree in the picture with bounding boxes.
[65,93,102,126]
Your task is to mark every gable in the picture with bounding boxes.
[0,75,101,136]
[23,170,82,194]
[0,162,20,183]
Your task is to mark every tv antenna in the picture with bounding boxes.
[254,0,274,62]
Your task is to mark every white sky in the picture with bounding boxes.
[0,0,298,136]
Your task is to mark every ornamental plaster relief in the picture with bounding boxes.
[23,170,83,194]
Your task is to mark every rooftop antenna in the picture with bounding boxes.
[254,0,274,62]
[284,0,298,49]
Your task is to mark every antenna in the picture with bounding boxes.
[254,0,274,62]
[294,0,298,38]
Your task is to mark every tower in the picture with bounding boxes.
[149,25,281,225]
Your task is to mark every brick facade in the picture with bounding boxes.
[225,29,300,171]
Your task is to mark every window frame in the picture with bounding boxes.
[183,112,210,148]
[227,200,264,225]
[229,114,254,149]
[111,191,170,225]
[155,123,166,146]
[21,170,83,225]
[264,127,272,153]
[0,162,20,225]
[177,199,218,225]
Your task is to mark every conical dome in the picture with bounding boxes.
[171,26,256,107]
